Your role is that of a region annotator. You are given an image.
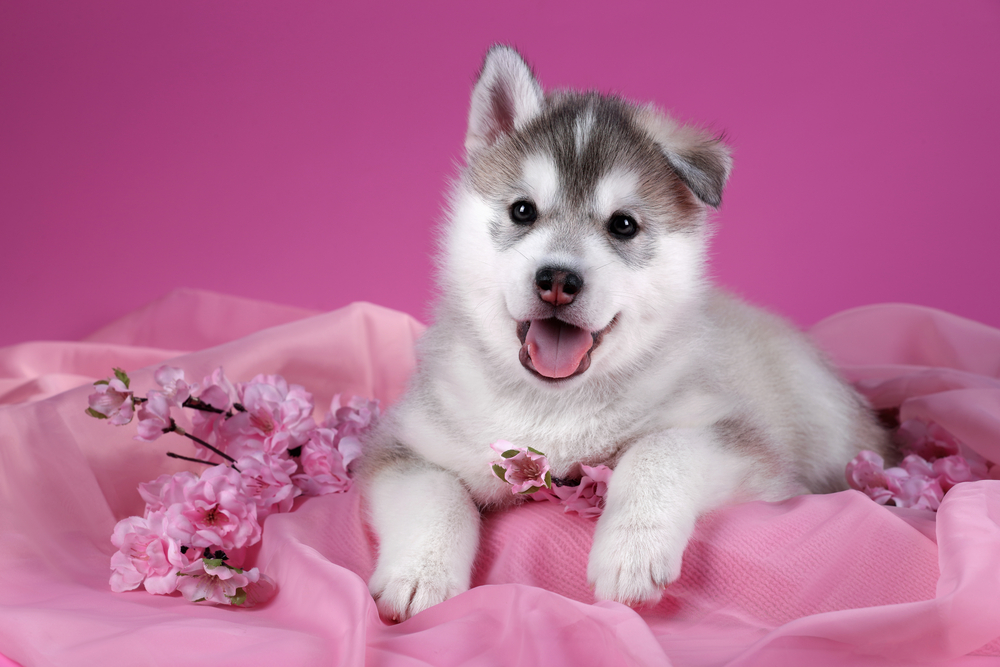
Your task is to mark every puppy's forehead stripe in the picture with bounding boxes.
[595,169,640,215]
[520,153,560,209]
[573,104,595,158]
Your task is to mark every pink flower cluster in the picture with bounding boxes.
[490,440,612,517]
[111,469,266,605]
[846,420,992,511]
[294,395,374,496]
[535,464,613,518]
[92,366,379,605]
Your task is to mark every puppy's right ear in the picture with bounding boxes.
[465,46,544,157]
[636,105,733,209]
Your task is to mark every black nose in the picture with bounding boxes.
[535,267,583,306]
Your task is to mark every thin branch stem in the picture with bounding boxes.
[165,419,239,468]
[166,451,218,467]
[181,396,227,415]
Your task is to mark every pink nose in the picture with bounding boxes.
[535,268,583,306]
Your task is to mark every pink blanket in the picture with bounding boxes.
[2,290,999,666]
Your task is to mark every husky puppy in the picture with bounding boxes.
[361,45,889,621]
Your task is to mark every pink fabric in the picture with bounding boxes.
[1,293,999,666]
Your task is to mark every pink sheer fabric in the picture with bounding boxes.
[1,291,998,666]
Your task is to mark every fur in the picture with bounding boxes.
[359,45,890,621]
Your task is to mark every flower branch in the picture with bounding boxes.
[166,451,221,467]
[164,419,239,468]
[90,365,380,607]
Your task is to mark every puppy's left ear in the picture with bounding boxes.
[637,106,732,208]
[465,45,545,157]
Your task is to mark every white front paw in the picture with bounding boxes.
[369,555,467,622]
[587,520,688,606]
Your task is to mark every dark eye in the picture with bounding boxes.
[510,200,537,225]
[608,213,638,239]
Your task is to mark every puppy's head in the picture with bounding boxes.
[440,46,731,385]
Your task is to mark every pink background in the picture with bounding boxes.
[2,1,999,348]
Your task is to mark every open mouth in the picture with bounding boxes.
[516,316,618,381]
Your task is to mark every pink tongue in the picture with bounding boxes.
[525,319,593,378]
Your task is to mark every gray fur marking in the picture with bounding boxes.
[473,93,699,267]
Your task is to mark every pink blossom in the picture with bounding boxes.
[896,420,960,460]
[932,455,980,491]
[537,464,612,518]
[323,394,380,469]
[138,471,200,514]
[110,515,169,592]
[292,427,352,496]
[890,473,943,511]
[490,440,551,494]
[337,436,364,473]
[899,454,935,478]
[175,558,260,605]
[847,449,964,511]
[881,420,989,502]
[237,450,301,516]
[190,368,239,455]
[87,378,134,425]
[199,383,235,412]
[220,375,316,457]
[325,394,380,434]
[109,513,192,594]
[202,367,238,409]
[241,573,278,607]
[134,391,173,441]
[162,466,261,551]
[845,450,900,505]
[153,366,196,407]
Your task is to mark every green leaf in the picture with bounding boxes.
[501,449,519,459]
[492,464,508,482]
[527,447,546,456]
[85,407,108,419]
[519,485,541,495]
[228,587,247,606]
[93,379,109,386]
[544,471,552,488]
[203,558,223,568]
[113,367,130,389]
